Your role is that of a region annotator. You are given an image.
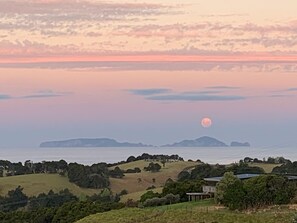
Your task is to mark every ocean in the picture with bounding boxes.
[0,146,296,165]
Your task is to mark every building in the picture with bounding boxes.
[186,173,260,201]
[187,173,297,201]
[203,173,260,195]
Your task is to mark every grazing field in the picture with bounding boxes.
[248,163,281,173]
[120,187,163,202]
[0,174,101,198]
[76,200,295,223]
[109,161,197,194]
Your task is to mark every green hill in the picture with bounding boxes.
[109,160,197,195]
[76,200,294,223]
[0,160,197,201]
[0,174,101,198]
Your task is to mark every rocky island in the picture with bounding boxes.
[162,136,228,147]
[40,138,152,148]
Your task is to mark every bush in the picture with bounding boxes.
[125,167,141,173]
[144,163,161,172]
[142,194,180,207]
[140,191,161,203]
[146,185,156,190]
[119,189,128,196]
[162,180,203,202]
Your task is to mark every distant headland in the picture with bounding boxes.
[40,136,250,148]
[162,136,228,147]
[40,138,153,148]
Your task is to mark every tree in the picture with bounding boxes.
[109,167,124,178]
[190,163,226,180]
[177,171,190,181]
[126,156,136,163]
[215,172,239,204]
[227,162,264,175]
[144,163,161,173]
[140,191,161,202]
[162,180,203,202]
[161,159,166,168]
[0,186,28,212]
[223,180,246,210]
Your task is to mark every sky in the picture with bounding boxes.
[0,0,297,147]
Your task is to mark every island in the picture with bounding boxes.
[230,141,251,147]
[40,138,152,148]
[162,136,228,147]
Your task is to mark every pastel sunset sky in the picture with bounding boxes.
[0,0,297,147]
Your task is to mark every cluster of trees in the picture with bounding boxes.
[242,156,289,164]
[272,161,297,175]
[0,186,125,222]
[140,179,203,203]
[0,160,68,177]
[67,163,110,188]
[177,162,264,182]
[0,186,29,212]
[0,201,124,223]
[144,163,162,173]
[162,180,203,202]
[126,154,183,162]
[107,153,183,168]
[109,167,125,178]
[125,167,141,173]
[215,172,296,210]
[28,189,78,210]
[142,194,180,207]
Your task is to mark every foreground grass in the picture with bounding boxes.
[76,201,295,223]
[110,160,197,194]
[0,174,101,198]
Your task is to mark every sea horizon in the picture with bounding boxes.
[0,146,295,165]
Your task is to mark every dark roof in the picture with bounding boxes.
[186,193,210,196]
[204,174,260,182]
[287,175,297,180]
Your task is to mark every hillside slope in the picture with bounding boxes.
[0,174,101,197]
[76,201,294,223]
[109,160,197,194]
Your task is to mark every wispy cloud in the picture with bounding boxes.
[147,93,246,102]
[0,90,71,101]
[206,86,241,90]
[127,88,171,96]
[0,94,12,100]
[128,88,246,102]
[286,88,297,92]
[22,90,71,99]
[268,94,294,98]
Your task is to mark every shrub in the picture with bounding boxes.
[142,194,180,207]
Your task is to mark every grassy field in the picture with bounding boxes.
[109,160,197,194]
[120,187,163,203]
[0,174,101,198]
[76,200,296,223]
[248,163,281,173]
[0,160,197,201]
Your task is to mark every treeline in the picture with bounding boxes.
[108,153,183,167]
[0,160,68,176]
[0,160,124,189]
[177,162,265,182]
[242,156,289,164]
[0,186,124,222]
[216,172,296,210]
[68,163,110,188]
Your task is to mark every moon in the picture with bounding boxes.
[201,117,212,128]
